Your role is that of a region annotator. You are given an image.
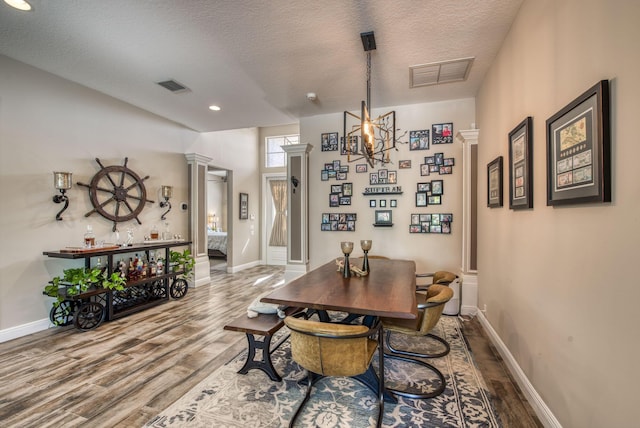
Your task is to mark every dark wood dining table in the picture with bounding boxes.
[261,257,418,320]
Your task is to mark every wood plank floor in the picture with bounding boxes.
[0,265,541,427]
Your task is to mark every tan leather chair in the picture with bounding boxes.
[381,284,454,399]
[284,316,384,428]
[416,270,458,290]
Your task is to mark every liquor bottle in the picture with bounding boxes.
[156,257,164,275]
[84,225,96,248]
[149,257,157,276]
[141,256,148,278]
[128,257,135,280]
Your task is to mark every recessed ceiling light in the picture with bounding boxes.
[209,105,221,111]
[4,0,33,11]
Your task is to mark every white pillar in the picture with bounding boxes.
[456,129,479,315]
[185,153,213,288]
[282,144,313,282]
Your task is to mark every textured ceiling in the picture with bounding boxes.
[0,0,522,132]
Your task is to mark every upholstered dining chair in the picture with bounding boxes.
[284,316,384,428]
[381,284,454,399]
[416,270,458,290]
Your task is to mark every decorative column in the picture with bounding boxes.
[282,144,313,282]
[456,128,479,315]
[185,153,213,288]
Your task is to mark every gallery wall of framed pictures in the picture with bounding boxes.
[317,120,458,234]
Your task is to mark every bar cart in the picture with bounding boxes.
[43,240,192,331]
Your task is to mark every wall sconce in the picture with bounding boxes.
[159,185,172,220]
[52,171,72,221]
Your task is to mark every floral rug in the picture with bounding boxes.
[145,316,501,427]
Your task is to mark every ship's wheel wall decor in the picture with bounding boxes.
[77,158,155,231]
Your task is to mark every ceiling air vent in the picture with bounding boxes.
[409,57,474,88]
[156,79,190,93]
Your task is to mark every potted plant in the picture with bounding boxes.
[169,248,195,279]
[43,267,126,307]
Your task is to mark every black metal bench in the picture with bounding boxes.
[224,306,303,381]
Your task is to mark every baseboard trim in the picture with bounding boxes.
[0,318,50,343]
[227,260,261,273]
[476,310,562,428]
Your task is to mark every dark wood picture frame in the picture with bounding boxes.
[546,80,611,205]
[509,117,533,209]
[239,193,249,219]
[487,156,503,208]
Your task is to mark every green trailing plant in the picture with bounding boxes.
[43,267,126,307]
[170,249,195,279]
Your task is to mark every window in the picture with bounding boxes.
[266,134,299,168]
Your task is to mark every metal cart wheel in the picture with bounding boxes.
[49,300,76,326]
[170,278,188,299]
[74,301,105,331]
[149,280,167,298]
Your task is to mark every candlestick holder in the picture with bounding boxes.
[340,241,354,278]
[361,240,372,273]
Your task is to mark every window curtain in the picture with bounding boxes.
[269,180,287,247]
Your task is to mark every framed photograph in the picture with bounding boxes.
[336,172,347,181]
[321,170,329,181]
[509,117,533,209]
[370,199,376,208]
[388,171,397,184]
[434,153,444,165]
[356,164,368,173]
[340,166,349,173]
[324,163,334,171]
[420,164,430,176]
[431,180,443,195]
[331,184,342,194]
[329,194,339,207]
[339,196,351,205]
[239,193,249,219]
[341,136,358,155]
[375,210,393,225]
[411,214,420,224]
[333,160,341,170]
[409,130,430,150]
[424,156,435,165]
[429,165,440,173]
[439,166,453,175]
[321,223,331,231]
[369,173,379,184]
[428,195,442,205]
[379,199,386,208]
[378,169,388,179]
[417,182,430,192]
[416,192,427,207]
[546,80,611,205]
[399,160,412,169]
[432,123,453,144]
[321,132,339,151]
[342,182,353,196]
[487,156,504,208]
[444,158,455,166]
[409,224,421,233]
[390,199,397,208]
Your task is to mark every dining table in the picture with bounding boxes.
[261,257,418,402]
[261,257,418,320]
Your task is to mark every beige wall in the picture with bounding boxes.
[476,0,640,426]
[0,55,198,331]
[302,99,475,274]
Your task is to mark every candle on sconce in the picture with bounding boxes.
[53,172,72,190]
[161,185,173,199]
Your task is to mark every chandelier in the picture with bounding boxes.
[343,31,398,168]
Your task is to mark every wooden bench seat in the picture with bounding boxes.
[224,306,303,381]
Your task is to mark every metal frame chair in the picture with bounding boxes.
[284,316,384,428]
[381,284,454,399]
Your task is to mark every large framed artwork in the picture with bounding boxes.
[546,80,610,205]
[487,156,503,208]
[509,117,533,209]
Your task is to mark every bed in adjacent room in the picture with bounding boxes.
[208,230,227,259]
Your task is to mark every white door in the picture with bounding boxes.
[263,175,287,265]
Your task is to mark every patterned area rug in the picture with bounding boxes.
[145,316,500,427]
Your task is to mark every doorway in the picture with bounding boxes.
[262,173,287,265]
